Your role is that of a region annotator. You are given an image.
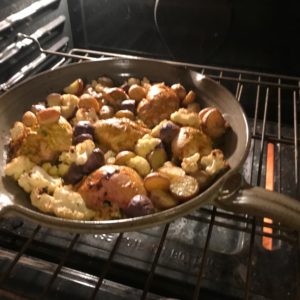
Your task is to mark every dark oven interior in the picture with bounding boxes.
[0,1,300,299]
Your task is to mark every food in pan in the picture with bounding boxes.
[4,75,229,220]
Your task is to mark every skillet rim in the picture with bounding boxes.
[0,58,250,233]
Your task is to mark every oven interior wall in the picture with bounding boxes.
[67,0,300,76]
[66,0,300,125]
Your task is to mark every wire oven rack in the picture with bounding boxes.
[0,47,299,300]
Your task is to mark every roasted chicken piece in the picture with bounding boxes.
[94,117,150,152]
[77,165,146,210]
[137,83,180,128]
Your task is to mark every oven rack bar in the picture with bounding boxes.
[48,46,300,299]
[1,45,299,300]
[15,34,300,89]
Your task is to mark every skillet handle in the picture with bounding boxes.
[215,173,300,231]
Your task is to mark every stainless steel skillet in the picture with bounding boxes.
[0,58,300,233]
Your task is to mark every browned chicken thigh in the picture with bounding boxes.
[94,117,150,152]
[137,83,180,128]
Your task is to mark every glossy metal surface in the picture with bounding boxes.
[0,58,299,232]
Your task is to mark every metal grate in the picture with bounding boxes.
[0,48,299,300]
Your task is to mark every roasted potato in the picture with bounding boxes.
[123,195,155,217]
[115,150,136,165]
[98,105,115,119]
[157,162,186,180]
[47,93,61,107]
[104,87,128,107]
[97,76,114,87]
[22,111,38,127]
[79,94,100,112]
[147,144,168,170]
[115,109,135,120]
[169,175,199,201]
[63,78,84,95]
[159,121,180,144]
[120,99,136,113]
[144,172,170,192]
[128,84,146,102]
[182,90,196,106]
[199,107,228,139]
[150,190,178,209]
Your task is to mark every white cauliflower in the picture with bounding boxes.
[200,149,227,176]
[104,150,116,164]
[170,108,200,128]
[181,153,200,174]
[42,162,69,177]
[4,155,35,180]
[135,134,161,157]
[127,155,151,177]
[30,186,97,220]
[59,139,95,165]
[18,166,62,193]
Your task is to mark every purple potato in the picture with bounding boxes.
[63,163,84,185]
[120,99,136,113]
[73,133,93,145]
[120,82,130,93]
[123,195,155,217]
[82,148,105,174]
[73,121,94,137]
[159,121,180,144]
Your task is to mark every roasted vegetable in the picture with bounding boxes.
[172,126,212,160]
[123,195,155,217]
[144,172,170,192]
[6,75,231,221]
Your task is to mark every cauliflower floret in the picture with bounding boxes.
[104,150,116,164]
[59,139,95,166]
[42,162,52,172]
[58,163,69,176]
[181,153,200,174]
[127,155,151,177]
[135,134,161,157]
[48,165,59,177]
[4,155,35,180]
[170,108,200,128]
[30,186,97,220]
[200,149,227,176]
[18,166,62,193]
[42,162,69,177]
